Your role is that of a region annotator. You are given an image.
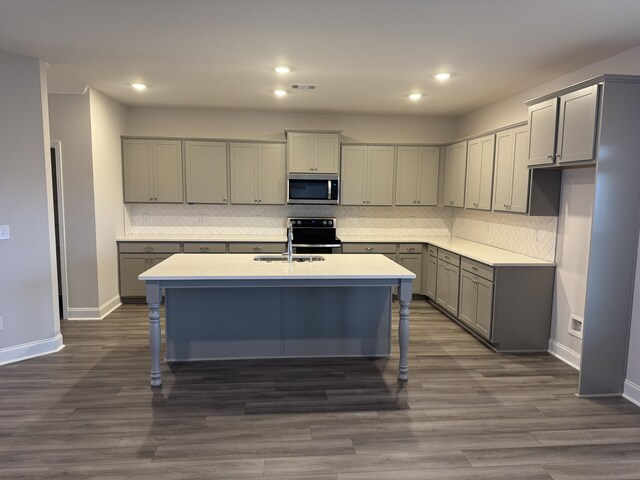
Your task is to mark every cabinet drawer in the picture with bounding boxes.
[461,257,494,282]
[228,243,286,254]
[398,243,421,254]
[438,249,460,266]
[118,242,181,254]
[183,242,226,254]
[342,243,397,254]
[426,244,438,256]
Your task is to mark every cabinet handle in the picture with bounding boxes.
[407,247,415,251]
[555,154,561,159]
[365,247,374,252]
[444,255,450,259]
[200,246,209,252]
[144,247,154,253]
[222,198,227,202]
[547,154,554,159]
[471,266,478,271]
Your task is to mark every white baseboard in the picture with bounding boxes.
[0,334,65,366]
[623,380,640,407]
[548,339,581,370]
[67,295,121,320]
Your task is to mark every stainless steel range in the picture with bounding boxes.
[288,217,341,254]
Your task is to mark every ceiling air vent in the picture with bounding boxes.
[289,83,316,90]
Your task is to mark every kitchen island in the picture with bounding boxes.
[139,253,415,386]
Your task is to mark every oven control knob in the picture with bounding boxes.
[296,220,301,225]
[328,220,332,226]
[323,220,327,225]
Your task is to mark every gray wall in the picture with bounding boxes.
[89,89,127,310]
[0,51,61,359]
[48,93,100,311]
[126,107,457,144]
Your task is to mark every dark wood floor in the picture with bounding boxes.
[1,300,640,479]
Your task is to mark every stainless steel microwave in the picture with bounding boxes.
[287,174,340,205]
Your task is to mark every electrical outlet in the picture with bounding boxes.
[568,313,584,339]
[0,225,9,240]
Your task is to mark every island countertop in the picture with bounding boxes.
[139,253,416,281]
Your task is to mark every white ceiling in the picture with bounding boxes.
[2,0,640,116]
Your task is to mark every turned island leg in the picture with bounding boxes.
[147,281,162,387]
[398,278,412,381]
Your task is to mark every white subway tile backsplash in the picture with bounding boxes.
[127,204,557,261]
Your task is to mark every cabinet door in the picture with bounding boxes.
[314,134,340,173]
[425,254,437,299]
[153,140,184,203]
[435,260,449,309]
[230,143,258,204]
[458,270,477,327]
[417,147,439,206]
[510,126,530,213]
[492,129,514,213]
[395,147,419,205]
[119,254,149,297]
[287,132,314,173]
[368,146,395,206]
[475,276,493,339]
[527,98,558,166]
[557,85,599,164]
[258,143,286,204]
[466,135,495,210]
[443,142,467,207]
[398,253,421,293]
[185,141,227,204]
[446,264,460,316]
[123,139,153,202]
[341,146,368,205]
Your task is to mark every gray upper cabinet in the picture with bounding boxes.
[286,131,340,174]
[493,126,530,213]
[123,139,184,203]
[185,141,227,204]
[527,85,599,167]
[395,146,439,206]
[230,143,286,205]
[341,145,395,206]
[465,135,495,211]
[443,141,467,207]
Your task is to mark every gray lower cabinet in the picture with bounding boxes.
[435,249,460,316]
[118,242,180,298]
[459,266,494,339]
[423,245,437,299]
[228,243,286,254]
[398,244,421,294]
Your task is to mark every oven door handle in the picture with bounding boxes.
[292,243,342,248]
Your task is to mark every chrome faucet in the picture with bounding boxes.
[285,220,294,263]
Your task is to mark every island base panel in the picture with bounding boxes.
[165,286,392,361]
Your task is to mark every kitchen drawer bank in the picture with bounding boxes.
[422,241,555,353]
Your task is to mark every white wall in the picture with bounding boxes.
[89,89,127,313]
[549,168,596,368]
[126,108,457,144]
[48,93,100,311]
[0,51,62,363]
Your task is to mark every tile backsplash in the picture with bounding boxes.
[126,204,557,261]
[126,204,453,237]
[451,209,558,261]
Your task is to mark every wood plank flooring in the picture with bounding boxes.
[1,299,639,479]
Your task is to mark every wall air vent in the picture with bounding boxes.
[289,83,316,90]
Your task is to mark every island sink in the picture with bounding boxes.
[253,254,325,263]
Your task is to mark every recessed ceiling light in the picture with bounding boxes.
[274,66,291,73]
[408,93,423,101]
[433,73,451,81]
[274,89,287,96]
[130,82,148,91]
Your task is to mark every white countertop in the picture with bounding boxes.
[139,253,415,281]
[121,234,554,267]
